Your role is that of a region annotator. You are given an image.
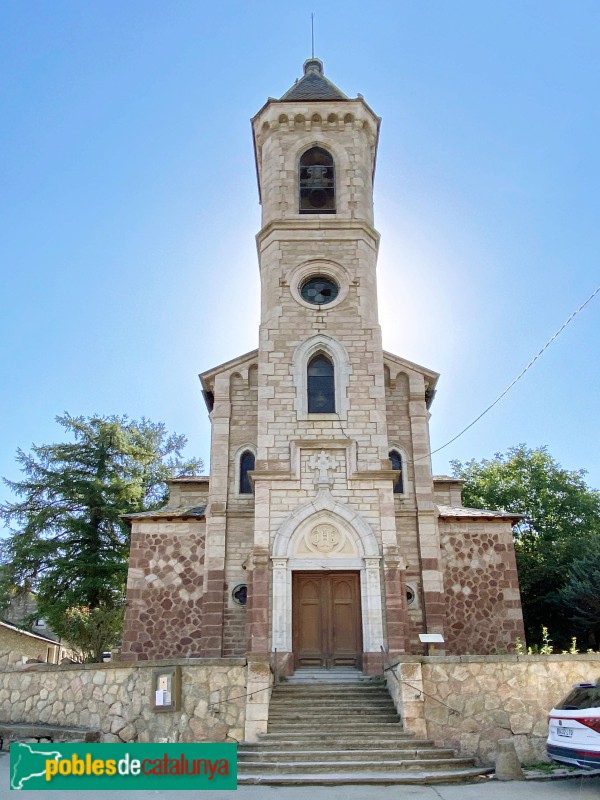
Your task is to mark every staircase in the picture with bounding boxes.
[238,669,492,785]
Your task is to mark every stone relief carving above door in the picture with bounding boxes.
[293,519,358,558]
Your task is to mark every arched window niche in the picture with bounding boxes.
[299,146,336,214]
[238,449,256,495]
[307,353,335,413]
[292,335,351,420]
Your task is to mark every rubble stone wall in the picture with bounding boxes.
[121,521,206,660]
[439,520,525,654]
[387,654,600,765]
[0,658,246,745]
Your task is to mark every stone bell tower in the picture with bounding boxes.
[246,58,421,674]
[251,59,386,467]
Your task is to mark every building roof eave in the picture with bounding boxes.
[437,504,524,522]
[121,504,207,523]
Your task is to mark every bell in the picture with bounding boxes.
[308,188,328,208]
[305,165,328,187]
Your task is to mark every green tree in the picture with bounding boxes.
[560,537,600,649]
[0,414,202,661]
[451,445,600,649]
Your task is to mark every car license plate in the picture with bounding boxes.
[557,727,573,737]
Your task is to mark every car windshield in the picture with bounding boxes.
[555,685,600,710]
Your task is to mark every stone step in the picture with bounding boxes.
[273,693,390,701]
[269,712,400,731]
[250,673,481,786]
[271,693,394,708]
[269,705,395,713]
[267,717,403,735]
[281,675,383,682]
[238,748,458,762]
[237,767,494,786]
[237,757,477,775]
[269,703,398,721]
[274,683,389,697]
[269,710,397,718]
[277,673,386,689]
[273,696,391,704]
[284,669,368,681]
[272,698,392,707]
[271,689,392,706]
[273,691,392,701]
[284,675,370,686]
[254,736,430,748]
[269,700,397,716]
[277,673,385,688]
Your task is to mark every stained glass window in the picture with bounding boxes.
[308,354,335,413]
[239,450,255,494]
[300,276,339,305]
[232,585,248,606]
[389,450,404,494]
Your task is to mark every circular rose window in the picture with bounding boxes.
[232,585,248,606]
[300,276,339,305]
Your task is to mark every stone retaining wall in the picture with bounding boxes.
[0,658,248,744]
[387,654,600,765]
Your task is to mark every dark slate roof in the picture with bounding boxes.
[281,58,349,101]
[437,504,523,521]
[122,504,206,521]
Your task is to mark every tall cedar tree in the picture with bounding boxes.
[452,445,600,649]
[560,536,600,648]
[0,414,202,659]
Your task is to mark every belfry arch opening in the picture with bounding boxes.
[299,146,336,213]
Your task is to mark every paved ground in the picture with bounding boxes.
[1,753,599,800]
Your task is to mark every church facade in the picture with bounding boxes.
[121,60,525,672]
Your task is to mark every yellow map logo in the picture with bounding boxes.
[10,742,237,790]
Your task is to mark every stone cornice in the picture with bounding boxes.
[256,219,380,252]
[349,469,399,482]
[249,470,293,483]
[226,509,255,518]
[252,96,381,130]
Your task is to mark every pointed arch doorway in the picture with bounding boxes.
[292,571,362,669]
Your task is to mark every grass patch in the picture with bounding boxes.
[523,761,577,773]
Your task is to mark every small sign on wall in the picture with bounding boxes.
[151,666,181,712]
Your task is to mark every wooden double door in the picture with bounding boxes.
[292,571,362,669]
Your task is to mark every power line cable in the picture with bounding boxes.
[425,283,600,460]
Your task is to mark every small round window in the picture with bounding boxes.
[232,585,248,606]
[300,276,339,305]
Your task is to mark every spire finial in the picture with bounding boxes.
[311,12,315,59]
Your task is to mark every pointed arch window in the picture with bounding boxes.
[389,450,404,494]
[307,354,335,413]
[299,147,336,213]
[239,450,255,494]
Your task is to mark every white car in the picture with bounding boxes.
[547,682,600,769]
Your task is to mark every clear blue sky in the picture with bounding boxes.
[1,1,599,512]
